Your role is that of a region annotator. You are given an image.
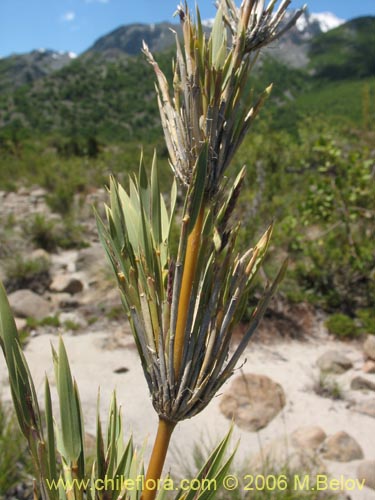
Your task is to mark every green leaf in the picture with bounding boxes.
[74,380,86,479]
[176,427,236,500]
[56,337,82,463]
[96,390,106,480]
[170,178,177,223]
[0,280,21,380]
[151,150,162,245]
[45,377,58,484]
[139,150,151,218]
[106,391,120,478]
[119,182,142,254]
[0,281,44,453]
[112,437,134,500]
[211,8,226,70]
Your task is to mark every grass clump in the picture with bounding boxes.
[105,305,123,321]
[23,213,88,251]
[325,313,358,338]
[313,372,344,401]
[63,319,81,332]
[4,254,50,294]
[26,315,61,330]
[0,398,33,494]
[23,214,59,252]
[178,438,339,500]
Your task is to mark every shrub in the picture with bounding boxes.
[23,214,59,252]
[357,308,375,335]
[325,313,359,338]
[23,213,88,251]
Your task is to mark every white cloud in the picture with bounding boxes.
[61,11,76,22]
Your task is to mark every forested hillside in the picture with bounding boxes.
[0,15,374,333]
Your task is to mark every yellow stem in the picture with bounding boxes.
[173,205,205,377]
[142,418,176,500]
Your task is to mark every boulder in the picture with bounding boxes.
[76,244,105,272]
[48,292,77,309]
[357,460,375,490]
[220,373,286,431]
[51,250,78,273]
[291,426,327,451]
[317,351,353,374]
[14,317,27,331]
[50,274,83,295]
[363,361,375,374]
[60,311,87,329]
[364,336,375,361]
[8,289,52,320]
[30,248,51,263]
[30,187,47,199]
[353,400,375,419]
[351,376,375,392]
[320,431,364,462]
[250,435,326,475]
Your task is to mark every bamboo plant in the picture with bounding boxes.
[97,1,304,499]
[0,1,304,499]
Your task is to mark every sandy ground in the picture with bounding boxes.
[0,328,374,500]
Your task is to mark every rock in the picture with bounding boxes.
[51,250,78,273]
[255,301,317,339]
[317,351,353,374]
[99,325,134,350]
[76,244,105,272]
[291,426,327,451]
[30,187,47,198]
[351,376,375,392]
[320,431,364,462]
[114,367,129,374]
[5,481,34,500]
[8,289,52,320]
[357,460,375,490]
[50,275,83,295]
[220,373,286,431]
[364,336,375,361]
[14,317,27,331]
[30,248,51,263]
[48,292,77,309]
[363,361,375,374]
[250,435,326,475]
[353,400,375,419]
[60,312,87,329]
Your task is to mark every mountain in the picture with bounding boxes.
[0,49,76,93]
[0,50,172,142]
[85,22,183,58]
[84,10,345,68]
[261,9,345,68]
[295,11,345,33]
[309,16,375,79]
[0,9,345,96]
[0,15,373,143]
[308,12,345,32]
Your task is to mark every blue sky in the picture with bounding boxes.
[0,0,374,57]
